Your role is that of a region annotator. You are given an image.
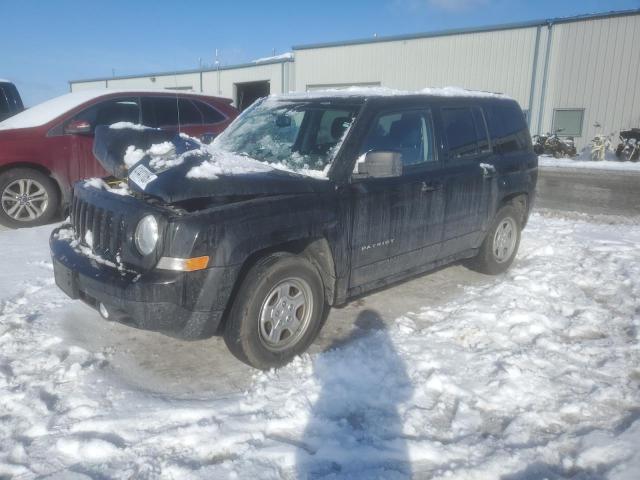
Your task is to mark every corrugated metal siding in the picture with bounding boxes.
[105,72,202,92]
[541,14,640,149]
[294,27,539,108]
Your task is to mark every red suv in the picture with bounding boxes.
[0,90,238,227]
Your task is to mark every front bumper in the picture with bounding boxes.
[50,225,234,339]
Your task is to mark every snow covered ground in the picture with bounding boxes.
[1,212,640,479]
[539,156,640,172]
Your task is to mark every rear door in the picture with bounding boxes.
[349,107,445,289]
[437,105,498,258]
[64,97,140,181]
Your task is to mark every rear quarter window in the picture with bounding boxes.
[195,101,226,124]
[0,89,9,115]
[483,103,531,154]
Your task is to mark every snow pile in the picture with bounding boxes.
[109,122,154,131]
[539,155,640,172]
[1,214,640,478]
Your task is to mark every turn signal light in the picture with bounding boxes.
[156,256,210,271]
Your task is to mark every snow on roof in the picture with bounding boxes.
[0,88,210,131]
[253,52,294,64]
[268,85,510,102]
[0,78,11,83]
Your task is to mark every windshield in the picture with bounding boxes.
[214,99,360,174]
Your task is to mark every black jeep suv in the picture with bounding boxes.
[50,89,537,369]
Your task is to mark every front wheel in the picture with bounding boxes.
[223,253,326,369]
[0,168,60,228]
[468,205,521,275]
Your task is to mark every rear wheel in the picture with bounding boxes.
[223,253,326,369]
[468,205,521,275]
[0,168,60,228]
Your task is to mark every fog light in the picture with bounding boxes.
[99,303,110,319]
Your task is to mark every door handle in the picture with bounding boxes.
[479,163,497,178]
[421,181,442,192]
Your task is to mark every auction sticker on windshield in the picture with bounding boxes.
[129,165,157,190]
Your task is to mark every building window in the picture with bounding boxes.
[553,109,584,137]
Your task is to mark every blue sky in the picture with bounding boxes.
[3,0,639,106]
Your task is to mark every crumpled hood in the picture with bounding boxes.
[93,125,332,204]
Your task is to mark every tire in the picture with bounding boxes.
[223,252,326,369]
[468,205,521,275]
[0,168,60,228]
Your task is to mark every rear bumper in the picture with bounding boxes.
[50,225,234,339]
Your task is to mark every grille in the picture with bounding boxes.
[70,194,127,261]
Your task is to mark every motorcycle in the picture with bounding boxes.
[615,128,640,162]
[532,129,577,158]
[590,134,611,161]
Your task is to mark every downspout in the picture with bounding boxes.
[217,66,221,95]
[527,26,541,128]
[199,70,203,93]
[281,62,285,94]
[536,20,554,135]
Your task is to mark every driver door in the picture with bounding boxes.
[348,108,445,291]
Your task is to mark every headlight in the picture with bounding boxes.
[134,215,158,256]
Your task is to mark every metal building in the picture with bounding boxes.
[70,9,640,150]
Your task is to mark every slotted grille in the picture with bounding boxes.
[70,195,126,260]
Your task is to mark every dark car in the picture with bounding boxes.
[0,79,24,122]
[50,89,537,369]
[0,90,237,228]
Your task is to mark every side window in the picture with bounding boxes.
[195,101,226,124]
[141,97,179,128]
[472,107,491,154]
[484,103,529,154]
[68,97,140,132]
[361,110,435,167]
[178,98,203,125]
[442,107,478,159]
[0,89,9,115]
[1,85,23,112]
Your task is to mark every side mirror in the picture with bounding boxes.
[64,119,92,135]
[355,151,403,178]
